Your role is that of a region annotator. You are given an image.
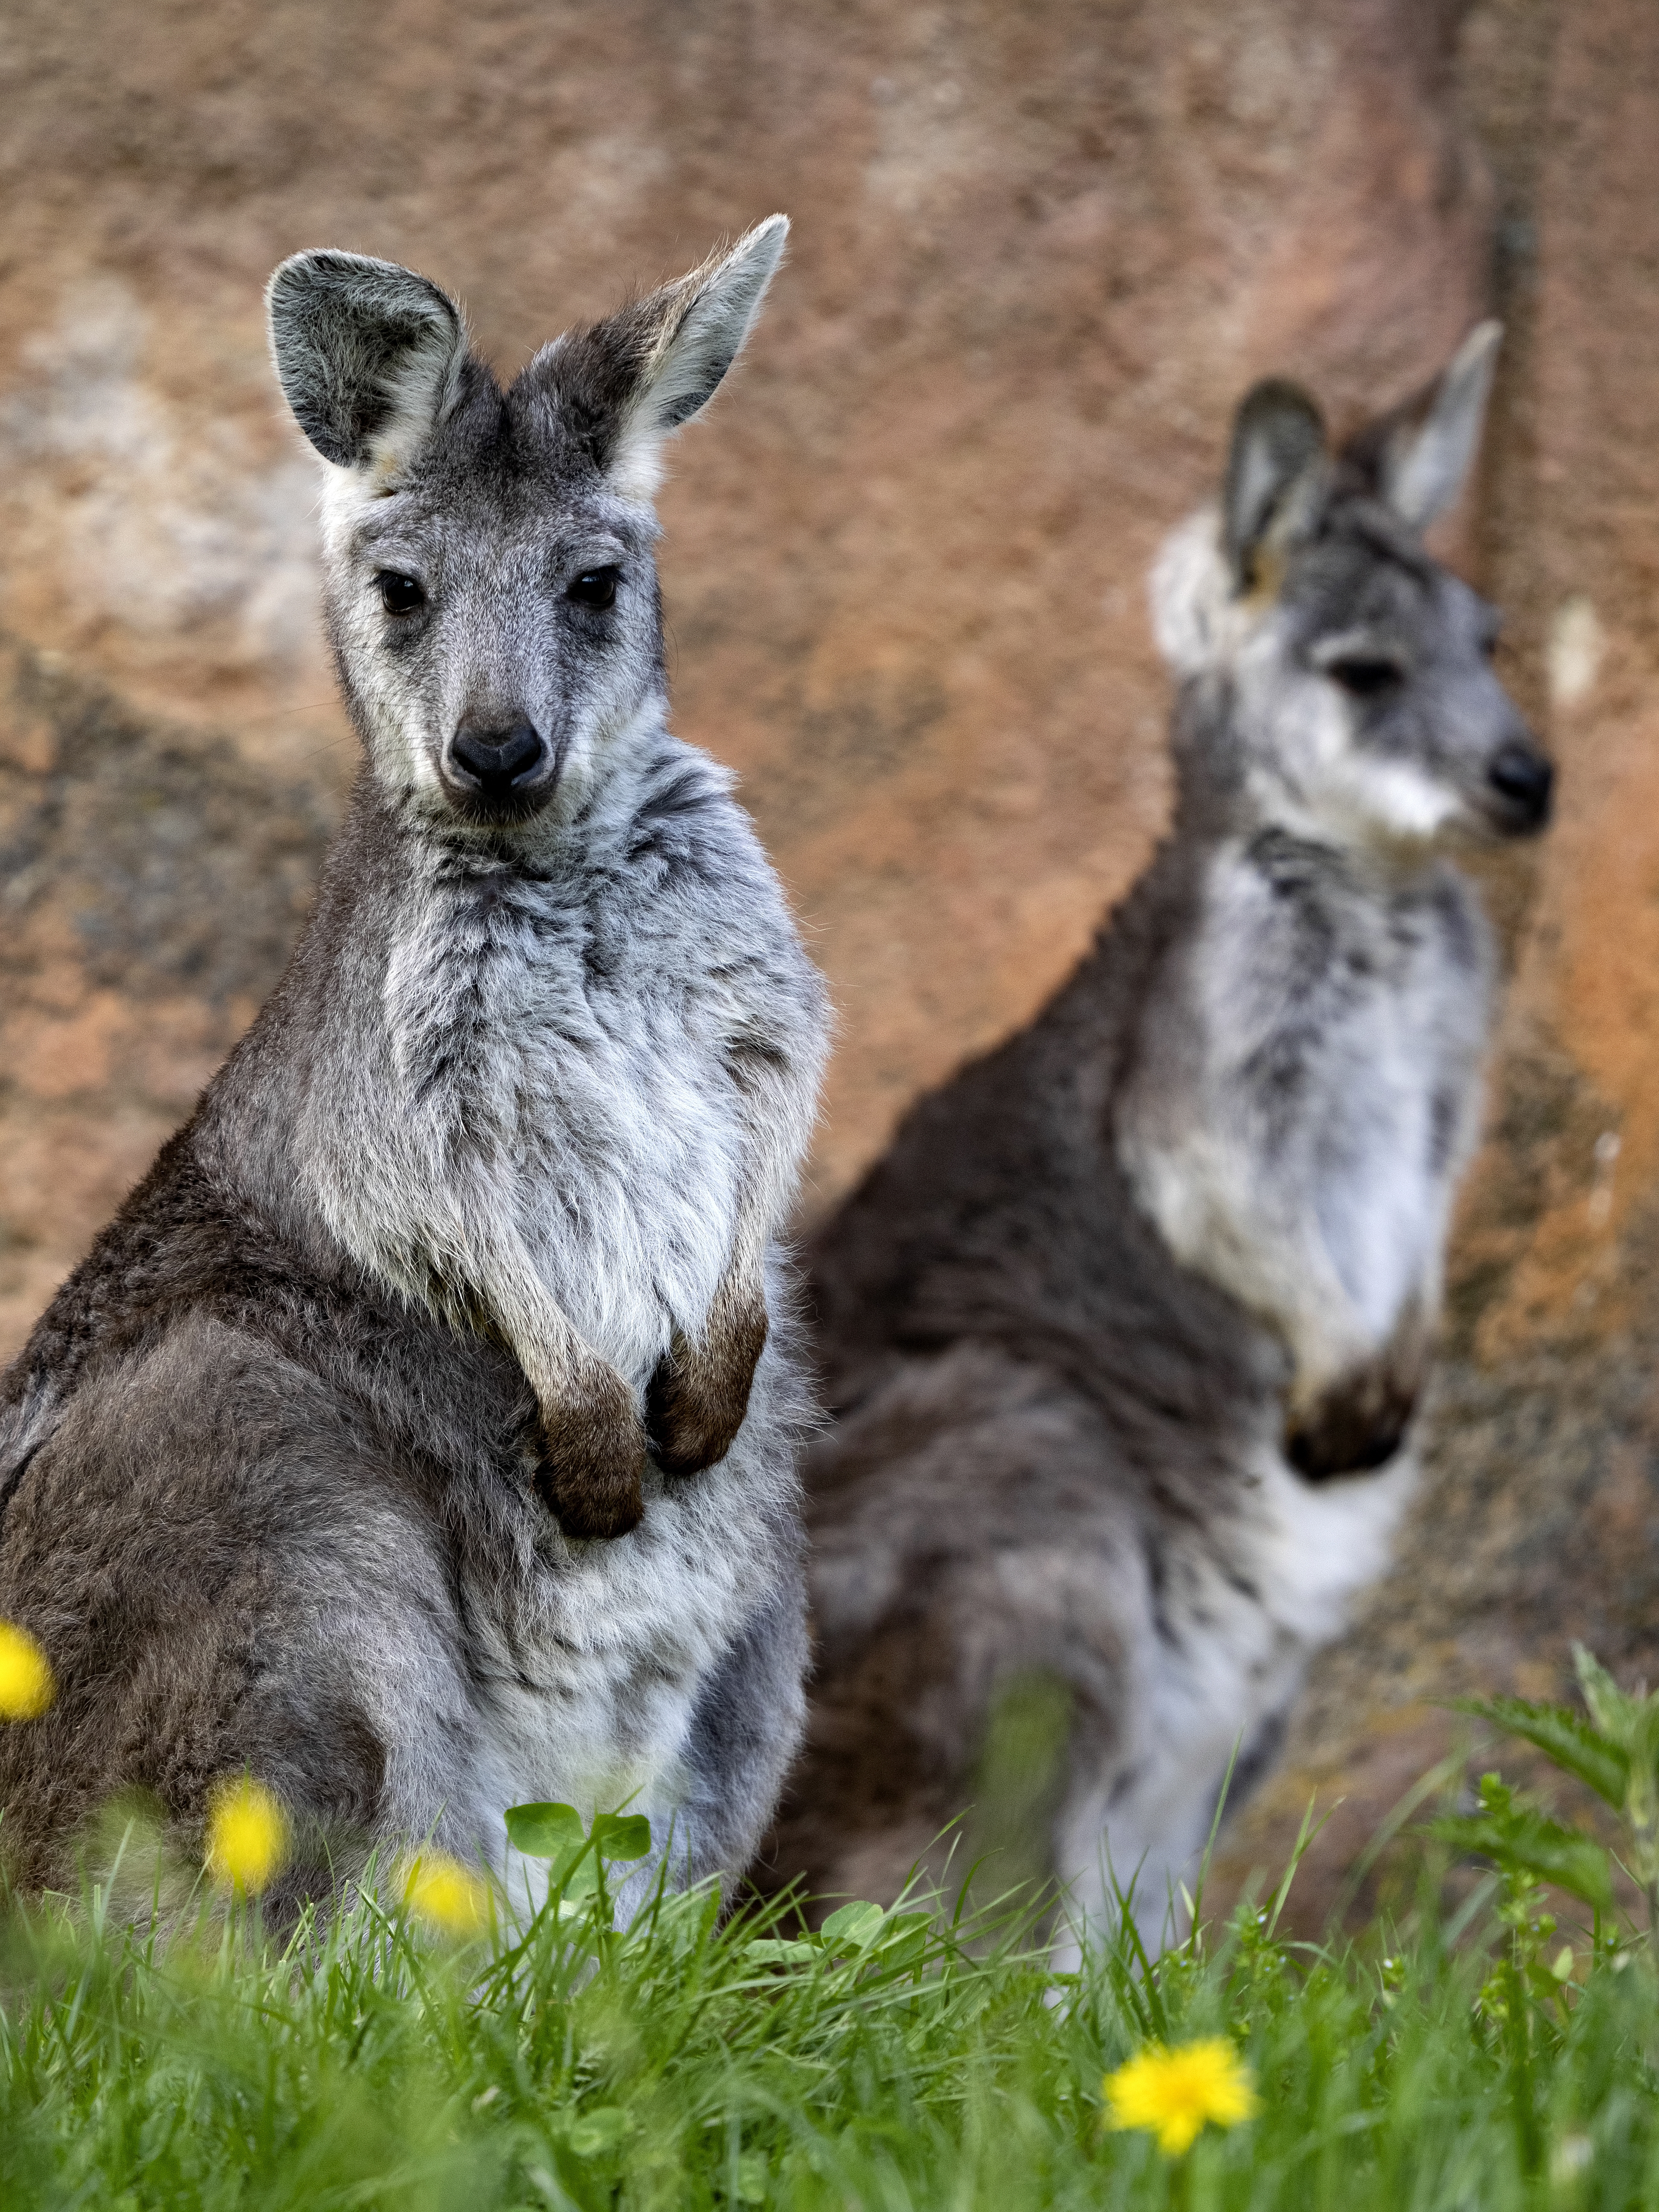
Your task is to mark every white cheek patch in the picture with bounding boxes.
[1234,646,1463,847]
[1330,754,1461,841]
[1148,506,1249,677]
[1236,645,1345,789]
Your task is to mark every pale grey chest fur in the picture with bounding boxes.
[1119,831,1494,1392]
[381,852,747,1388]
[1196,837,1491,1319]
[276,738,810,1396]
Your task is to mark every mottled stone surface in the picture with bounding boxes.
[0,639,332,1352]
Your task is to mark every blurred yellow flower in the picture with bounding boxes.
[403,1850,491,1937]
[1103,2037,1258,2155]
[205,1775,289,1895]
[0,1620,55,1720]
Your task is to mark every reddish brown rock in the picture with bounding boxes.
[0,640,332,1353]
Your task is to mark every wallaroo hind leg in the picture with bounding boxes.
[763,1350,1141,1922]
[0,1318,462,1902]
[675,1584,810,1889]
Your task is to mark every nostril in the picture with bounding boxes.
[450,720,546,792]
[1488,741,1554,816]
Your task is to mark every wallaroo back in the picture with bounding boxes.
[0,221,828,1909]
[764,328,1551,1952]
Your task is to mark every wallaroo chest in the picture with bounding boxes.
[252,728,814,1401]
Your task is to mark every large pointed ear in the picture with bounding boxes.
[1222,378,1327,591]
[1340,320,1502,531]
[543,216,789,501]
[265,250,468,477]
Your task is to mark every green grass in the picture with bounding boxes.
[5,1807,1659,2211]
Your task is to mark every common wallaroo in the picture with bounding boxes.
[763,325,1552,1955]
[0,219,829,1912]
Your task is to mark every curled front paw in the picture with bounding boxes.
[533,1367,649,1539]
[646,1301,769,1479]
[1284,1365,1419,1481]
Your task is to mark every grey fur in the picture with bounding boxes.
[763,333,1551,1956]
[0,221,827,1911]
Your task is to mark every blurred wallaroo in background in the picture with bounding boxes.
[765,326,1553,1958]
[0,220,828,1910]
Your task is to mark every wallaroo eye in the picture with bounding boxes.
[376,571,426,617]
[568,567,621,610]
[1327,656,1403,699]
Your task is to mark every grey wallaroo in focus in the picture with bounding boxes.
[0,221,828,1909]
[765,326,1551,1956]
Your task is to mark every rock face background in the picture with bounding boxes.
[0,0,1653,1917]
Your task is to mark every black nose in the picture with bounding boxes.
[449,720,546,798]
[1487,739,1554,830]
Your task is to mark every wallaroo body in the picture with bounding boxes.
[0,221,828,1910]
[764,329,1551,1955]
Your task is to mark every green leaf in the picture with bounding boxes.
[591,1812,652,1863]
[505,1802,586,1860]
[1427,1808,1613,1912]
[1628,1704,1659,1837]
[1575,1644,1644,1747]
[821,1901,887,1950]
[1453,1696,1629,1809]
[873,1910,932,1948]
[743,1938,820,1966]
[565,2107,628,2158]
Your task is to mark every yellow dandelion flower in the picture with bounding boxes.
[403,1850,491,1937]
[204,1775,289,1895]
[1103,2037,1259,2156]
[0,1620,55,1720]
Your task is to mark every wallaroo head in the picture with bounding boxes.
[1151,323,1552,849]
[266,219,789,829]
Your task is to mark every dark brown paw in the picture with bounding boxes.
[1285,1367,1418,1481]
[533,1370,648,1539]
[646,1302,768,1479]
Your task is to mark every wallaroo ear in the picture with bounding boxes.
[1341,320,1503,531]
[1222,378,1327,591]
[545,215,789,501]
[266,250,468,475]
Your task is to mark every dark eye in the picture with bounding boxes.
[1327,656,1403,699]
[568,566,620,610]
[377,571,426,617]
